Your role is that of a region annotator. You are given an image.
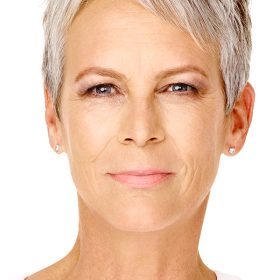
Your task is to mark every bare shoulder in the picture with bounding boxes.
[26,260,66,280]
[26,253,76,280]
[27,240,79,279]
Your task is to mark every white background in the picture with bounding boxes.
[0,1,279,279]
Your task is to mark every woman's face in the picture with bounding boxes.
[57,0,229,231]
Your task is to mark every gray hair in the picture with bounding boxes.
[42,0,252,118]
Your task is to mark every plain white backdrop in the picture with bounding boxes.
[0,1,279,279]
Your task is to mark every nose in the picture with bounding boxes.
[117,99,165,147]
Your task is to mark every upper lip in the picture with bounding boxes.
[109,169,174,176]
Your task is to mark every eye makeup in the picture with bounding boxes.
[75,70,209,101]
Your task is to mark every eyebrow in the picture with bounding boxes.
[74,65,208,83]
[75,66,128,83]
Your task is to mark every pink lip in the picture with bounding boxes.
[111,169,172,176]
[108,169,174,188]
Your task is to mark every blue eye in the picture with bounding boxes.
[166,83,198,94]
[95,84,112,94]
[85,83,117,97]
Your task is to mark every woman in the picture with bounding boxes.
[19,0,255,279]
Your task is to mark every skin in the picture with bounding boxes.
[29,0,255,279]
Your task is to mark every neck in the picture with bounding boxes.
[61,195,216,280]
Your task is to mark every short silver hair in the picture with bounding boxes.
[42,0,252,118]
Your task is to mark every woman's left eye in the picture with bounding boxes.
[165,83,198,94]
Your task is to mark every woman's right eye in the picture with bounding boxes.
[84,83,118,97]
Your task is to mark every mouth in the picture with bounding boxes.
[107,169,174,189]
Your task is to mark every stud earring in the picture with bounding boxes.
[229,147,236,155]
[55,144,61,153]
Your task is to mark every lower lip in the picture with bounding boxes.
[108,173,173,188]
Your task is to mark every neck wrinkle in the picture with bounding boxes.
[66,194,214,280]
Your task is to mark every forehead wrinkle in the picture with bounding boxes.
[68,0,220,94]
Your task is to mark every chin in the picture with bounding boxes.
[104,204,180,233]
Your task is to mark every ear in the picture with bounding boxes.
[224,82,255,156]
[44,87,64,153]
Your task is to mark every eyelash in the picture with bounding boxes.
[82,82,199,98]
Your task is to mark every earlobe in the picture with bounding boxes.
[44,87,64,153]
[224,82,255,156]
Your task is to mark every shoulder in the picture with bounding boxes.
[215,270,242,280]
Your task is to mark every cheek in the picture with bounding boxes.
[168,104,225,157]
[169,106,225,199]
[63,105,118,163]
[62,106,119,202]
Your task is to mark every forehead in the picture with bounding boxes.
[74,0,166,30]
[65,0,219,80]
[69,0,192,44]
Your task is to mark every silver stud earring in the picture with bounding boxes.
[229,147,236,155]
[55,144,61,153]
